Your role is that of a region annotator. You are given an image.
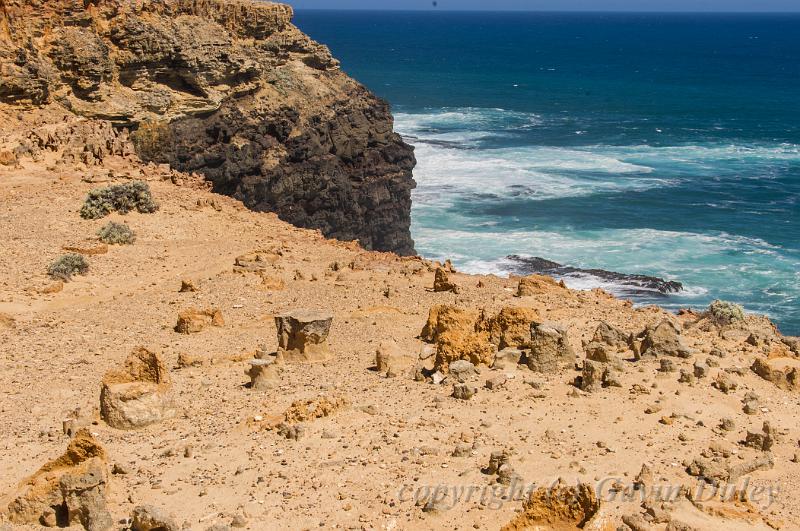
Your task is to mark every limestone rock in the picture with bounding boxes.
[421,305,496,372]
[526,322,576,373]
[516,274,563,297]
[435,331,496,373]
[282,395,348,424]
[179,279,197,292]
[175,308,224,334]
[712,373,738,394]
[374,341,415,377]
[687,453,774,485]
[638,320,692,358]
[100,347,177,430]
[483,450,511,475]
[580,360,605,392]
[492,348,523,370]
[131,505,179,531]
[478,306,540,350]
[744,422,778,452]
[693,360,709,378]
[580,360,622,391]
[448,359,477,383]
[500,480,604,531]
[659,358,676,373]
[275,310,333,363]
[247,359,279,391]
[584,322,631,363]
[420,305,478,344]
[751,357,799,391]
[452,383,477,400]
[5,430,112,531]
[433,267,459,293]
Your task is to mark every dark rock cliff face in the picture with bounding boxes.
[0,0,417,255]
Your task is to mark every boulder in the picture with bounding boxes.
[5,430,112,531]
[516,274,563,297]
[483,450,511,475]
[374,341,415,377]
[275,310,333,363]
[526,322,576,373]
[175,308,224,334]
[751,357,800,391]
[580,360,605,392]
[492,348,523,370]
[478,307,540,349]
[100,347,177,430]
[637,320,692,358]
[420,305,478,343]
[452,383,477,400]
[246,359,279,391]
[584,321,630,363]
[131,505,179,531]
[580,360,621,391]
[435,331,496,373]
[744,422,777,452]
[433,267,459,293]
[449,359,477,383]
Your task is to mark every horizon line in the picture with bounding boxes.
[292,8,800,14]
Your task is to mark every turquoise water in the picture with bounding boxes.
[294,11,800,334]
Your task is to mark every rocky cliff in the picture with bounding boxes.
[0,0,417,255]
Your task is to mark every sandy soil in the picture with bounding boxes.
[1,130,799,531]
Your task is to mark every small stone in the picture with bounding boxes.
[132,505,179,531]
[452,383,477,400]
[485,375,507,390]
[659,359,676,373]
[179,279,197,292]
[693,361,709,379]
[449,360,476,383]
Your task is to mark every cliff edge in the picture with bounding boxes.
[0,0,417,255]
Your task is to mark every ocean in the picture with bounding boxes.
[293,10,800,335]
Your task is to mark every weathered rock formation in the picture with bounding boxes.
[275,309,333,363]
[4,430,113,530]
[0,0,416,254]
[100,347,177,429]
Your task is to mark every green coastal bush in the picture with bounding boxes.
[80,181,158,220]
[48,253,89,281]
[707,299,745,326]
[97,221,136,245]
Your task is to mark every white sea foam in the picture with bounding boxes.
[412,224,800,310]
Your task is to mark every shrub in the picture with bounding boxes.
[97,221,136,245]
[80,181,158,219]
[707,300,745,326]
[48,253,89,281]
[131,120,173,162]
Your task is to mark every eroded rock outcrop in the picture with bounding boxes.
[4,430,112,531]
[500,480,607,531]
[0,0,416,254]
[100,347,177,429]
[275,309,333,363]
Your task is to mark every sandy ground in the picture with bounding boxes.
[1,146,799,530]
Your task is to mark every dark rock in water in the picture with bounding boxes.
[505,255,683,297]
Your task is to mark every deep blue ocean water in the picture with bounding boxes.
[294,11,800,334]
